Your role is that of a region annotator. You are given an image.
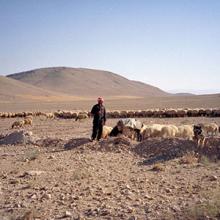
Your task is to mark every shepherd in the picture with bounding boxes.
[90,97,106,141]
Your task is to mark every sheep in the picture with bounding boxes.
[43,112,54,119]
[141,124,164,140]
[211,109,220,117]
[11,120,24,129]
[62,111,78,119]
[24,117,33,126]
[75,113,88,121]
[176,109,187,117]
[161,125,178,138]
[127,111,135,118]
[120,111,128,118]
[176,125,194,140]
[197,122,219,136]
[165,109,177,118]
[110,119,143,141]
[102,126,113,139]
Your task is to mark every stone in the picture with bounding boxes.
[144,194,153,200]
[165,188,172,193]
[24,170,45,176]
[31,194,37,199]
[209,175,218,181]
[64,211,72,217]
[42,193,52,199]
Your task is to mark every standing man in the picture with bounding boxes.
[90,97,106,141]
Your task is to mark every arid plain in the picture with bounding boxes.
[0,68,220,220]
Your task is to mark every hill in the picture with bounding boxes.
[0,76,82,103]
[7,67,169,97]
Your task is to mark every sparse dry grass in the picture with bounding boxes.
[179,152,198,164]
[198,155,212,166]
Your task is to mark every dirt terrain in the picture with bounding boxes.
[0,116,220,220]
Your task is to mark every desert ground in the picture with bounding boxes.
[0,115,220,220]
[1,93,220,113]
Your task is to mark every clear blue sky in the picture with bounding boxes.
[0,0,220,94]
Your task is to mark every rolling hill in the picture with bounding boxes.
[7,67,169,97]
[0,75,83,103]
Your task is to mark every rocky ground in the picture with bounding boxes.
[0,116,220,220]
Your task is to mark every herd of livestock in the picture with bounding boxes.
[108,119,220,146]
[2,107,219,148]
[1,107,220,119]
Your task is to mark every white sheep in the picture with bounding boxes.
[141,124,164,140]
[161,125,178,138]
[176,125,194,140]
[102,126,113,139]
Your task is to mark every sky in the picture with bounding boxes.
[0,0,220,94]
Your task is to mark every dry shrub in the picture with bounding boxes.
[198,155,212,166]
[179,152,198,164]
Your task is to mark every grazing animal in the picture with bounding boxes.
[176,125,194,140]
[24,117,33,126]
[110,119,143,141]
[109,126,122,137]
[11,120,24,129]
[198,123,219,136]
[75,113,88,121]
[102,126,113,139]
[161,125,178,138]
[141,124,164,140]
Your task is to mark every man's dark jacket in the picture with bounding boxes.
[91,104,106,124]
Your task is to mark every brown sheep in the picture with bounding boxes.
[11,120,24,129]
[198,123,219,136]
[75,113,88,121]
[24,117,33,126]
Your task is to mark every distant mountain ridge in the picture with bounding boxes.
[7,67,170,97]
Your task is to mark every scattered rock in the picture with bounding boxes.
[144,194,153,200]
[30,194,37,199]
[165,188,172,193]
[42,193,52,199]
[209,175,218,181]
[0,130,37,145]
[64,211,72,217]
[23,170,46,176]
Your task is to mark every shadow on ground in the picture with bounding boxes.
[133,138,198,165]
[133,137,220,165]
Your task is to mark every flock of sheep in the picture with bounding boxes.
[1,108,219,148]
[102,119,220,147]
[1,107,220,120]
